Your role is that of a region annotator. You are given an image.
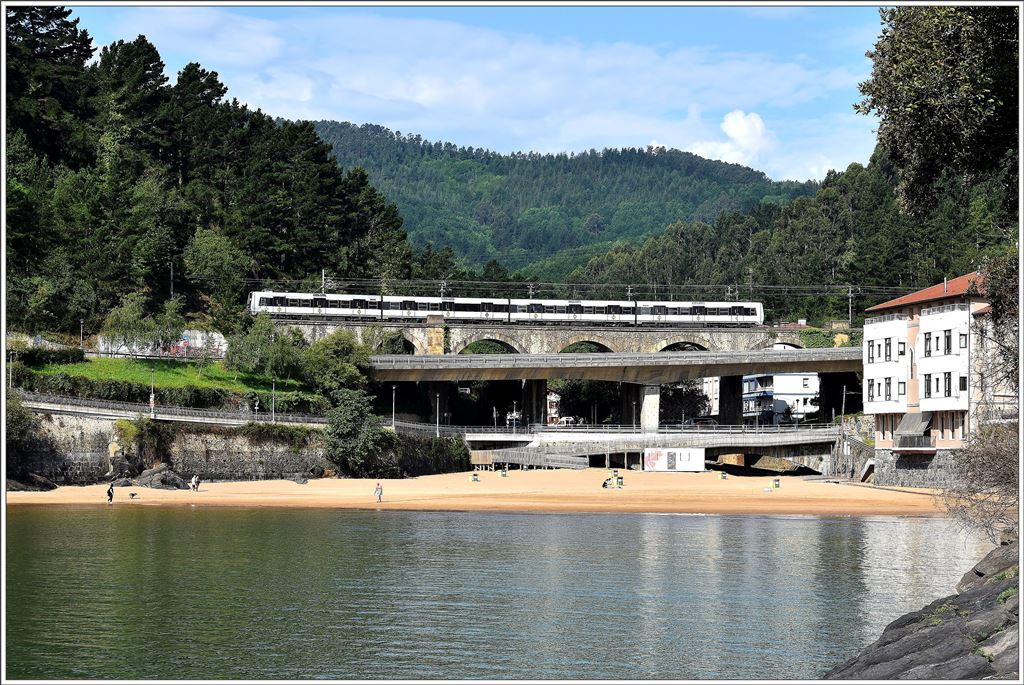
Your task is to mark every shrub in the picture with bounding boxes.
[394,435,471,477]
[18,347,85,366]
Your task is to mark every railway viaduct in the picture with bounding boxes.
[282,319,829,355]
[278,319,862,431]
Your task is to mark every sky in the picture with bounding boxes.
[67,3,886,182]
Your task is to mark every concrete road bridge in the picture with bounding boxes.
[284,319,847,355]
[373,348,861,430]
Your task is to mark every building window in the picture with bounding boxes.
[959,376,967,392]
[924,333,931,357]
[944,372,952,397]
[939,412,945,438]
[802,377,809,388]
[960,333,967,349]
[936,376,941,395]
[884,378,891,401]
[877,342,882,359]
[899,341,906,356]
[924,374,931,398]
[867,342,874,363]
[944,330,952,355]
[898,382,906,396]
[884,338,891,361]
[868,383,874,401]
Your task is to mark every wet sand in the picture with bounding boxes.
[6,470,943,516]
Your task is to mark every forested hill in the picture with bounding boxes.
[313,121,817,277]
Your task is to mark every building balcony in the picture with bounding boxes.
[865,313,910,326]
[893,434,937,453]
[921,303,969,317]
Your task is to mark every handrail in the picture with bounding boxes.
[370,348,861,368]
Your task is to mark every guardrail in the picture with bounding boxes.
[371,348,862,369]
[18,391,327,426]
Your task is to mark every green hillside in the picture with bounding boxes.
[313,121,817,277]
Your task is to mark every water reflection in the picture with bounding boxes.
[6,508,989,680]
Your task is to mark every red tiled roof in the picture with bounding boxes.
[865,272,985,313]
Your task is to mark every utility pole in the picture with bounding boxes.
[80,319,84,350]
[272,377,276,424]
[392,385,397,429]
[322,269,326,294]
[170,260,174,297]
[848,286,853,325]
[435,393,440,437]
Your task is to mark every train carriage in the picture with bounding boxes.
[249,290,765,327]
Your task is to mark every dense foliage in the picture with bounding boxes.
[5,7,416,337]
[566,144,1014,324]
[314,121,817,277]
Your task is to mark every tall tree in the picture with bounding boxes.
[5,6,96,166]
[856,6,1019,217]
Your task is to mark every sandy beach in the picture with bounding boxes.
[6,469,943,516]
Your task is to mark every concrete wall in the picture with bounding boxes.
[11,411,327,484]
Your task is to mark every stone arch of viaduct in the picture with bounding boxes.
[286,321,811,354]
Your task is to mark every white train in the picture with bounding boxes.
[248,291,764,327]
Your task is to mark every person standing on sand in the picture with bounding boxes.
[106,482,114,504]
[374,482,383,503]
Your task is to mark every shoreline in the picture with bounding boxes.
[6,469,944,517]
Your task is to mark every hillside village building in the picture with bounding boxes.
[861,271,1014,484]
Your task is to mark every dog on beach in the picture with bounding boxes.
[129,492,138,499]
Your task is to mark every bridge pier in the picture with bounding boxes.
[523,379,547,426]
[718,375,743,425]
[640,384,660,431]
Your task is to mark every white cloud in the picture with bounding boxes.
[91,7,874,179]
[690,110,772,166]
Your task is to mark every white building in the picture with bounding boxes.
[862,271,1012,456]
[742,372,819,424]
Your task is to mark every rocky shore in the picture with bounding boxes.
[825,540,1019,680]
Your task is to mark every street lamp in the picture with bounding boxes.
[392,385,397,429]
[80,319,84,350]
[150,367,156,418]
[272,377,277,424]
[435,392,440,438]
[632,401,637,430]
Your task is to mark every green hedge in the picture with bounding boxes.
[394,435,471,476]
[18,347,85,366]
[14,367,329,414]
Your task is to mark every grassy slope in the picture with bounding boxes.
[32,358,309,394]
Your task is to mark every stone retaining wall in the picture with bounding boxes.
[874,449,958,488]
[10,411,327,484]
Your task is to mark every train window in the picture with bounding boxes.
[496,304,508,313]
[378,301,390,310]
[314,298,327,308]
[287,299,299,307]
[303,299,314,308]
[418,302,428,310]
[692,306,706,315]
[528,303,543,314]
[568,304,583,314]
[481,302,493,313]
[668,308,679,315]
[398,301,413,310]
[607,305,621,315]
[441,301,453,312]
[624,307,634,314]
[259,298,271,306]
[544,306,555,314]
[428,303,440,312]
[351,299,365,309]
[746,308,756,316]
[555,306,567,314]
[583,306,594,314]
[653,305,667,315]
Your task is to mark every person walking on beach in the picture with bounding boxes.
[374,482,383,503]
[190,474,197,492]
[195,475,201,492]
[106,482,114,504]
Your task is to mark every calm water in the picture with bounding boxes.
[6,507,989,680]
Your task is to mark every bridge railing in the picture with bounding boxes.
[370,348,861,368]
[18,391,328,425]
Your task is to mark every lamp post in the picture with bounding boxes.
[632,401,637,430]
[391,385,397,429]
[435,392,440,438]
[513,400,518,433]
[150,367,156,418]
[272,377,276,424]
[80,319,84,350]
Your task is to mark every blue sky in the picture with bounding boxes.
[68,3,885,181]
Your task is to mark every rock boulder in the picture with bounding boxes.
[825,541,1019,680]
